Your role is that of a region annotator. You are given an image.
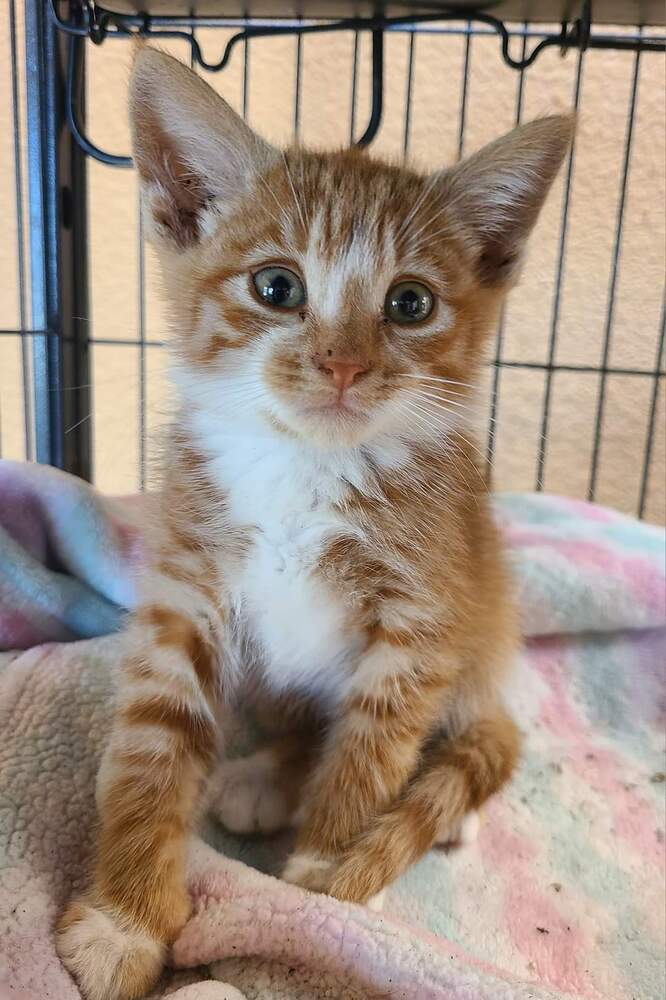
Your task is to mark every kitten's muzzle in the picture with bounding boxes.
[314,354,371,394]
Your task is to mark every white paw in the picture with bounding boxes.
[366,889,386,912]
[211,752,290,835]
[171,984,248,1000]
[282,852,335,892]
[458,809,480,845]
[434,809,481,849]
[57,901,163,1000]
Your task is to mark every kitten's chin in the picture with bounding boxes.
[273,400,376,450]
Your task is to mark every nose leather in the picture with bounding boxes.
[321,359,368,392]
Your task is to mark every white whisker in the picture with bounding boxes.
[395,172,441,243]
[65,413,92,435]
[404,388,496,422]
[397,373,475,390]
[403,200,452,252]
[282,152,308,236]
[398,394,490,502]
[400,399,455,445]
[404,389,472,413]
[254,175,289,232]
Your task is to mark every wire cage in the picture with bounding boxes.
[1,1,665,520]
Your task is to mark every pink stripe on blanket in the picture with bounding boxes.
[535,641,664,868]
[509,532,665,619]
[478,816,591,997]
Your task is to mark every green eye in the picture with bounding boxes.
[253,266,306,309]
[385,281,434,325]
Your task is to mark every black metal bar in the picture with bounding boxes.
[637,297,665,519]
[242,21,250,120]
[486,25,527,479]
[9,0,33,461]
[534,44,584,491]
[25,0,92,478]
[294,26,303,141]
[0,329,166,348]
[25,0,54,465]
[349,30,359,145]
[356,29,384,147]
[493,360,665,376]
[587,36,642,502]
[85,337,166,348]
[137,207,147,491]
[458,20,472,160]
[402,29,415,160]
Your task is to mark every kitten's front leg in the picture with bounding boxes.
[56,568,225,1000]
[283,631,450,894]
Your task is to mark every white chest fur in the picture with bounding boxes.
[204,422,372,704]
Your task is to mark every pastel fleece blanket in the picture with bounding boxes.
[0,459,664,1000]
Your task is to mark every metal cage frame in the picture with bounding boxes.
[3,0,665,513]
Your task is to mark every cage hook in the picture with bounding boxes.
[66,31,132,165]
[82,0,105,44]
[573,0,592,55]
[355,29,384,147]
[53,0,663,165]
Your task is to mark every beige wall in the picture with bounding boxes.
[1,16,664,522]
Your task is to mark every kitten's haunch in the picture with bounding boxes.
[56,46,573,1000]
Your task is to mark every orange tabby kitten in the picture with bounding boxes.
[56,47,573,1000]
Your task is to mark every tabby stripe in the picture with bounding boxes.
[138,605,217,696]
[122,695,216,761]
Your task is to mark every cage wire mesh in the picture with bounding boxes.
[1,6,665,521]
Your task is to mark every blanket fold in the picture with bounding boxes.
[0,460,664,1000]
[2,461,664,653]
[0,460,134,649]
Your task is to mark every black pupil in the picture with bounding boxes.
[264,274,292,305]
[397,288,424,317]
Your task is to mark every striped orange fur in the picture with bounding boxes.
[56,46,573,1000]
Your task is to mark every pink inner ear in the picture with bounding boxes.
[477,242,521,286]
[130,49,276,254]
[139,127,210,248]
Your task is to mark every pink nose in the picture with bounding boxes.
[321,358,369,392]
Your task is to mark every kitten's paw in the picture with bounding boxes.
[211,752,291,835]
[435,809,481,849]
[282,852,336,893]
[366,889,386,912]
[56,899,164,1000]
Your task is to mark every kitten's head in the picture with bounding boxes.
[130,48,573,453]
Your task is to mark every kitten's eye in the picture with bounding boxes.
[385,281,434,325]
[253,266,306,309]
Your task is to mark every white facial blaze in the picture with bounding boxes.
[301,210,393,324]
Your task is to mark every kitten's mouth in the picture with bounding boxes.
[303,397,367,421]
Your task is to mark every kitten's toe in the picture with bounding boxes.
[282,852,336,893]
[56,899,164,1000]
[366,889,386,912]
[212,753,291,834]
[434,808,481,849]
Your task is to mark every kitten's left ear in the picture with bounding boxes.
[129,46,277,248]
[436,114,575,286]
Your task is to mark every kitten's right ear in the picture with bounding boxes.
[129,46,276,248]
[436,114,574,287]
